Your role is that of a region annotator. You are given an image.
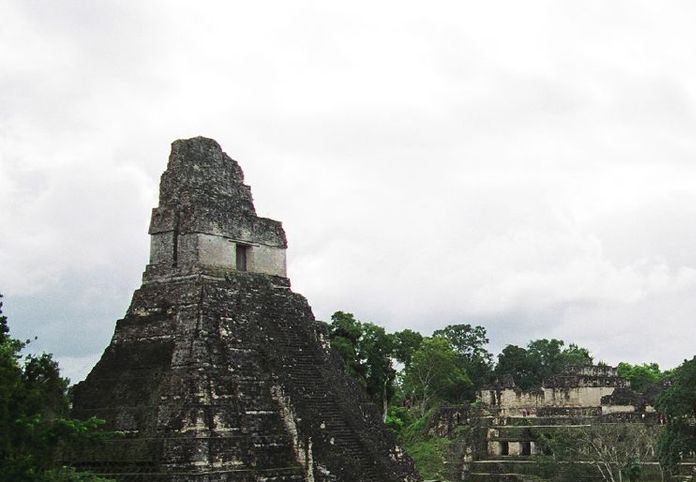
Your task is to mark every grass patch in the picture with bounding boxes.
[395,407,455,480]
[401,436,452,480]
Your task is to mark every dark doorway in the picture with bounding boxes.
[522,441,531,456]
[236,244,249,271]
[500,441,509,456]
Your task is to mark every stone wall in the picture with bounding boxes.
[480,386,620,417]
[145,137,287,280]
[453,366,670,481]
[479,365,633,417]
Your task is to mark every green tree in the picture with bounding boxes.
[432,324,490,363]
[656,356,696,475]
[360,322,396,418]
[433,324,493,396]
[0,294,111,482]
[495,345,539,390]
[561,343,593,367]
[402,337,471,415]
[327,311,365,381]
[496,339,593,390]
[392,329,423,369]
[527,338,592,380]
[327,312,398,417]
[617,362,667,393]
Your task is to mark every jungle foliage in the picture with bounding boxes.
[327,310,597,413]
[617,362,670,394]
[495,338,593,390]
[325,310,696,480]
[655,356,696,476]
[325,311,599,478]
[0,295,112,482]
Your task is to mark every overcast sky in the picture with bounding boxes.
[2,1,696,383]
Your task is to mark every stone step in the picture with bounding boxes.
[468,473,540,482]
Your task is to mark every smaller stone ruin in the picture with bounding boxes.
[456,365,666,481]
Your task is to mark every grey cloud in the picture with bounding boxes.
[2,1,696,382]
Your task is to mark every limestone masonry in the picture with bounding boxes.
[71,137,420,482]
[432,365,668,481]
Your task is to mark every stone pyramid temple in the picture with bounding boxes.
[71,137,420,482]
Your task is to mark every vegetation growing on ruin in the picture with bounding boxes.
[325,310,696,480]
[0,295,112,482]
[495,338,593,390]
[390,407,452,480]
[617,362,670,394]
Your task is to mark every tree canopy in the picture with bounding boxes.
[617,362,668,394]
[0,294,110,482]
[327,312,398,415]
[401,336,472,415]
[655,356,696,474]
[495,338,593,390]
[326,314,493,416]
[432,324,493,395]
[392,329,423,368]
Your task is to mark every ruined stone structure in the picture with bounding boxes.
[71,137,420,482]
[439,366,668,481]
[479,365,642,420]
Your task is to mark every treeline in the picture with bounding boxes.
[325,311,604,416]
[324,311,693,480]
